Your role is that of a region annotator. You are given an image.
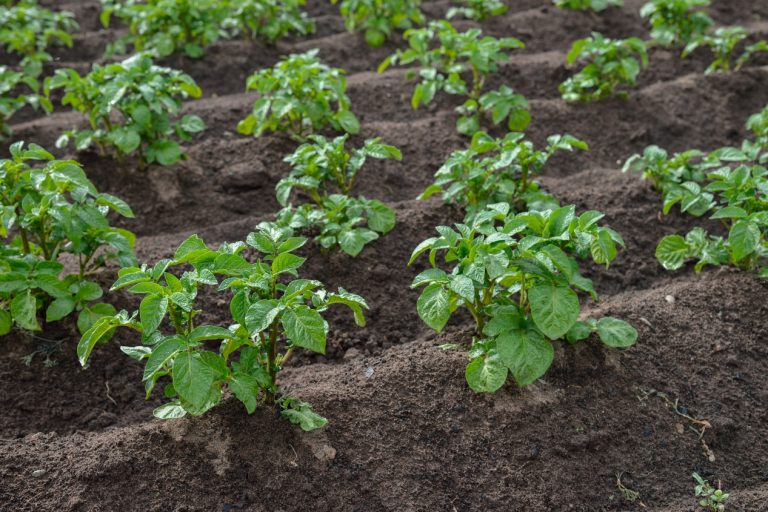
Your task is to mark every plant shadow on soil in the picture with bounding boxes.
[1,0,768,510]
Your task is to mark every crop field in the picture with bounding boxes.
[1,0,767,510]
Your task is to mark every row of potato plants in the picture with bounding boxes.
[1,0,763,430]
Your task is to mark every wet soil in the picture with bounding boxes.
[1,0,768,510]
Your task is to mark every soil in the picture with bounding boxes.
[1,0,768,511]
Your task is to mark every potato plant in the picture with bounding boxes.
[447,0,507,21]
[420,131,587,220]
[101,0,314,58]
[331,0,425,47]
[747,105,768,148]
[77,224,368,428]
[561,33,649,102]
[224,0,314,43]
[693,473,729,512]
[640,0,713,48]
[379,21,528,136]
[0,66,51,139]
[683,27,768,73]
[45,54,206,168]
[409,203,636,392]
[0,2,78,77]
[275,135,401,256]
[238,50,359,140]
[553,0,622,12]
[0,142,136,336]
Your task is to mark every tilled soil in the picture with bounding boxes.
[1,0,768,510]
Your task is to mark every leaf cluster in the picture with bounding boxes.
[0,143,136,336]
[46,53,206,167]
[683,26,768,73]
[640,0,713,48]
[77,224,367,429]
[0,66,52,139]
[552,0,622,12]
[274,135,401,256]
[379,20,528,136]
[419,131,587,220]
[409,203,635,392]
[331,0,425,47]
[447,0,507,22]
[693,473,729,512]
[0,2,78,78]
[560,32,649,102]
[237,50,359,140]
[625,112,768,275]
[100,0,313,58]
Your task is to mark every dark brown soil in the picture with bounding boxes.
[2,0,768,510]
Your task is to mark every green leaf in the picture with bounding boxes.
[46,297,75,322]
[565,320,593,343]
[339,228,378,256]
[655,235,690,271]
[728,220,760,262]
[150,140,182,166]
[140,294,168,334]
[596,317,637,348]
[245,299,283,335]
[143,337,182,382]
[173,351,216,411]
[153,402,187,419]
[336,110,360,134]
[416,283,452,332]
[281,400,328,431]
[77,303,117,335]
[465,350,508,393]
[496,329,554,386]
[449,275,475,302]
[11,290,39,331]
[528,283,580,340]
[229,372,258,414]
[282,306,328,354]
[272,253,306,275]
[590,229,617,265]
[77,316,119,365]
[0,310,12,336]
[188,325,234,343]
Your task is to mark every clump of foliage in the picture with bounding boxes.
[0,142,136,337]
[275,135,401,256]
[693,473,729,511]
[0,2,78,77]
[447,0,507,22]
[409,203,636,392]
[45,53,206,168]
[560,32,649,102]
[552,0,622,12]
[747,105,768,148]
[237,50,359,140]
[379,20,527,136]
[625,110,768,275]
[420,131,588,220]
[223,0,314,43]
[331,0,424,47]
[100,0,314,58]
[640,0,713,48]
[683,27,768,73]
[78,224,368,428]
[0,66,51,139]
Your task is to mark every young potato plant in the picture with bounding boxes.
[683,27,768,73]
[0,142,136,337]
[0,66,52,139]
[100,0,229,58]
[224,0,314,43]
[238,50,359,140]
[379,20,528,136]
[331,0,425,47]
[640,0,713,48]
[552,0,622,12]
[77,224,368,428]
[45,53,206,168]
[0,3,78,77]
[420,131,588,220]
[561,33,649,102]
[747,105,768,148]
[693,473,729,512]
[409,203,636,392]
[447,0,507,21]
[275,135,401,256]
